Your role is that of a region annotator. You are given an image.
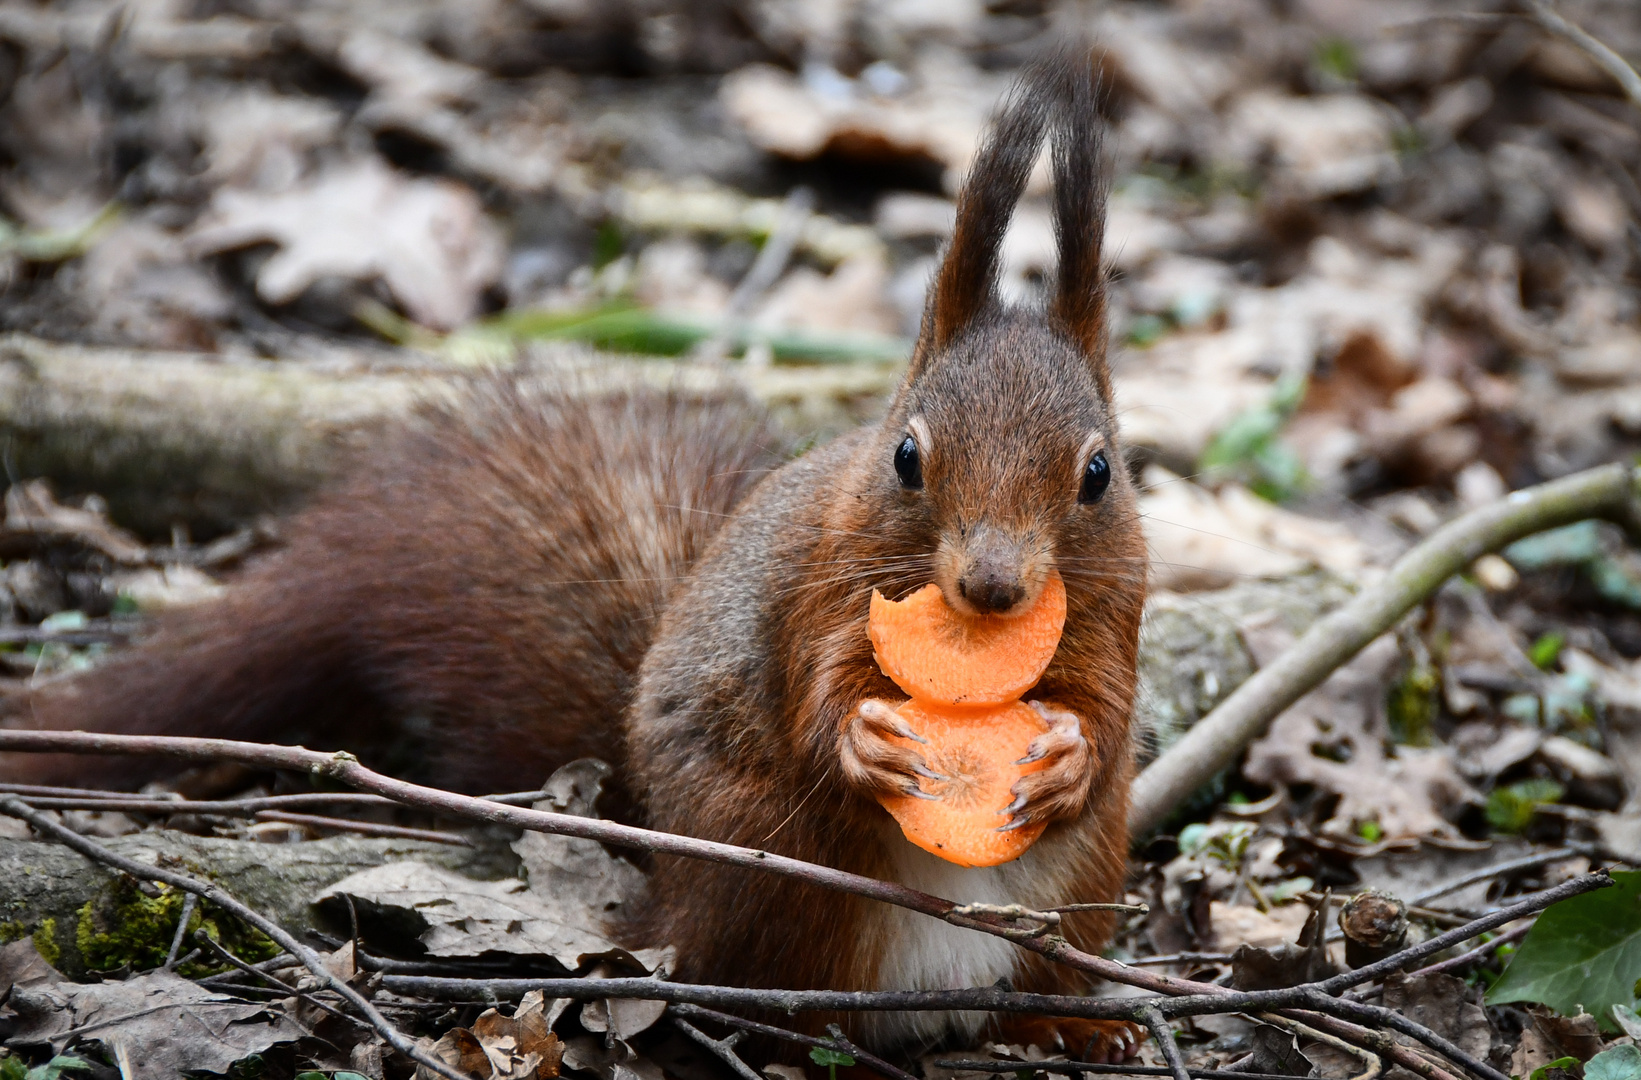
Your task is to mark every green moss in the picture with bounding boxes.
[74,884,277,975]
[31,917,60,967]
[1388,661,1439,747]
[0,920,25,945]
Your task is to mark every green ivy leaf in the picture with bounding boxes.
[1531,1058,1582,1080]
[19,1058,93,1080]
[809,1049,855,1068]
[1485,779,1564,834]
[1586,1045,1641,1080]
[1487,871,1641,1030]
[1529,632,1567,670]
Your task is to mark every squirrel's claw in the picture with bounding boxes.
[1003,701,1097,826]
[840,698,944,798]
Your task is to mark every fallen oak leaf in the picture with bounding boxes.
[187,157,503,330]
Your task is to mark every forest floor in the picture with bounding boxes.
[2,0,1641,1078]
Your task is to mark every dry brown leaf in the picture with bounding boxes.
[1223,91,1399,198]
[187,158,504,330]
[1138,468,1372,592]
[5,959,305,1078]
[753,251,902,336]
[1241,627,1472,841]
[1208,901,1310,951]
[3,479,149,565]
[720,55,1002,184]
[419,991,564,1080]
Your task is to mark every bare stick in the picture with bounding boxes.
[1130,953,1233,968]
[0,796,476,1080]
[1526,1,1641,110]
[1129,462,1641,836]
[163,893,197,970]
[673,1016,763,1080]
[252,809,470,845]
[1400,923,1533,981]
[1409,847,1580,906]
[193,930,361,1028]
[937,1063,1345,1080]
[1139,1004,1190,1080]
[670,1005,918,1080]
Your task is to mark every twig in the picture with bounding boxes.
[693,186,815,363]
[1525,1,1641,110]
[195,952,301,987]
[1399,923,1533,981]
[937,1063,1340,1080]
[163,893,197,970]
[192,930,361,1028]
[1139,1004,1191,1080]
[1129,462,1641,836]
[0,796,476,1080]
[1408,847,1580,906]
[669,1004,917,1080]
[1130,953,1233,967]
[673,1016,764,1080]
[252,809,470,845]
[1247,1014,1382,1080]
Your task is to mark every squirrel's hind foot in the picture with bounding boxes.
[993,1016,1144,1064]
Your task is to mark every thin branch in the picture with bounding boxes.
[1129,953,1233,968]
[669,1004,918,1080]
[162,893,196,970]
[673,1016,764,1080]
[1129,462,1641,836]
[0,796,477,1080]
[193,930,361,1028]
[1138,1004,1190,1080]
[1408,847,1580,906]
[1525,1,1641,110]
[251,809,470,845]
[1246,1014,1382,1080]
[1398,923,1534,982]
[938,1063,1341,1080]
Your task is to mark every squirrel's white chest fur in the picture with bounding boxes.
[859,828,1089,1050]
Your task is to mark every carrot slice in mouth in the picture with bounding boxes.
[868,573,1065,707]
[861,571,1067,867]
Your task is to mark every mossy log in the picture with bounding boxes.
[0,830,517,978]
[0,334,899,538]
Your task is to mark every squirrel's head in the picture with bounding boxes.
[869,50,1144,619]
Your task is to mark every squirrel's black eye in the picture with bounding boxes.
[1079,450,1111,504]
[894,436,922,490]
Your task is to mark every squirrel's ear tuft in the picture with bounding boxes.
[1049,48,1111,398]
[909,63,1052,375]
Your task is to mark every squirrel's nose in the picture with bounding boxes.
[957,538,1028,614]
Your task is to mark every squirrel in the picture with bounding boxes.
[1,53,1148,1060]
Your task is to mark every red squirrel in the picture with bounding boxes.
[2,54,1148,1059]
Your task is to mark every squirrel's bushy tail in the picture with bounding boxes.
[2,378,778,794]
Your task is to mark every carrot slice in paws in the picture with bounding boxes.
[876,700,1049,868]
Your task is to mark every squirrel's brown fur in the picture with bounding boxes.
[2,53,1147,1058]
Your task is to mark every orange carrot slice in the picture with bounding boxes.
[868,573,1065,706]
[877,699,1049,867]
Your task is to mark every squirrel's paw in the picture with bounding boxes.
[839,699,945,800]
[994,1016,1143,1063]
[1000,701,1094,830]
